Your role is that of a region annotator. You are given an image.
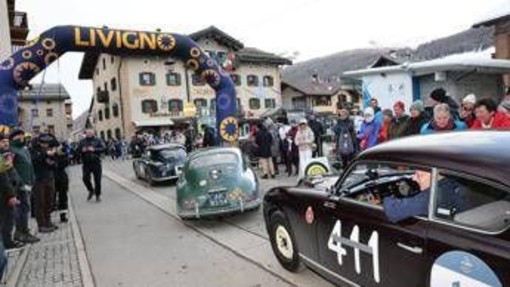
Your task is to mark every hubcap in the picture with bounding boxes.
[275,225,294,260]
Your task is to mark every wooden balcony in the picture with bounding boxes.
[9,11,29,44]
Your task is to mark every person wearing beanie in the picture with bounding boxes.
[472,98,510,130]
[460,94,477,128]
[408,100,429,135]
[357,107,381,150]
[428,88,460,120]
[387,101,410,141]
[378,109,393,143]
[9,129,39,243]
[499,100,510,117]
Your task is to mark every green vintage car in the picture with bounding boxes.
[176,147,261,219]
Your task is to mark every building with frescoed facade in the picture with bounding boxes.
[78,26,291,141]
[18,84,73,140]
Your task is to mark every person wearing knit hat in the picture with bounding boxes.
[410,100,424,113]
[460,94,477,128]
[409,100,428,135]
[499,100,510,116]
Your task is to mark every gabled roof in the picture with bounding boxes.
[19,83,71,101]
[237,47,292,66]
[189,26,244,51]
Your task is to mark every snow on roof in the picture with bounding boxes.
[473,1,510,27]
[343,47,510,77]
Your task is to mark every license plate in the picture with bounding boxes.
[209,191,228,207]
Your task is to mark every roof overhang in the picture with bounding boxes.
[133,118,175,127]
[343,56,510,78]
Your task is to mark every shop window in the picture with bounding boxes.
[139,72,156,86]
[249,98,261,110]
[141,99,158,114]
[247,75,259,87]
[263,76,274,87]
[166,73,182,86]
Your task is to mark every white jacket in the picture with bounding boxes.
[294,127,315,152]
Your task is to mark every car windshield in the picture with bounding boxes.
[189,152,238,169]
[155,148,186,161]
[341,164,415,192]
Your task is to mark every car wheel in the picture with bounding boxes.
[268,211,303,272]
[133,163,142,179]
[146,168,155,186]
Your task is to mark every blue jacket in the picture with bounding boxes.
[383,178,469,223]
[357,120,381,149]
[420,120,466,135]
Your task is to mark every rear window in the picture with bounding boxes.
[189,152,238,169]
[158,148,186,160]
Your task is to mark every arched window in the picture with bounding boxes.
[249,98,261,110]
[168,99,183,115]
[263,76,274,87]
[100,131,105,140]
[107,130,112,140]
[247,75,259,87]
[98,110,103,121]
[115,128,122,140]
[141,99,158,114]
[112,103,119,117]
[104,107,110,119]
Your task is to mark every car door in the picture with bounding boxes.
[426,170,510,287]
[315,162,429,287]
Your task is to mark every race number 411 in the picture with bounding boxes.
[328,220,380,283]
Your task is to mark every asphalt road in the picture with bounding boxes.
[69,159,333,287]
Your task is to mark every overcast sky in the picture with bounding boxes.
[17,0,508,118]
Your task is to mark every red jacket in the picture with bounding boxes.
[471,112,510,130]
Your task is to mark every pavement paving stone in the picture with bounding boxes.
[15,212,84,287]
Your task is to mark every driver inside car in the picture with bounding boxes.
[381,170,469,223]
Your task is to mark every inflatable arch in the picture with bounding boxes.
[0,26,238,142]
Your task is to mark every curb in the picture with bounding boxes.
[69,196,95,287]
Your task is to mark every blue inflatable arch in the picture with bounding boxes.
[0,26,238,142]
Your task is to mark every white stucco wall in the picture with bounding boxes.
[361,73,414,112]
[0,0,12,61]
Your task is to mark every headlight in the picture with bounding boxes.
[199,180,207,187]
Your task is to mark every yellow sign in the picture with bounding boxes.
[74,28,176,51]
[183,103,197,117]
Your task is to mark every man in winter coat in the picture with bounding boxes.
[53,140,70,223]
[0,152,20,276]
[78,129,106,202]
[387,101,410,140]
[9,129,39,243]
[307,114,324,157]
[31,133,58,233]
[471,98,510,130]
[333,107,358,168]
[255,123,274,179]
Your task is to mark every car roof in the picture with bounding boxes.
[189,147,242,159]
[357,131,510,187]
[147,143,185,151]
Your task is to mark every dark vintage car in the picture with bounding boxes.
[132,144,186,185]
[177,147,261,219]
[263,131,510,287]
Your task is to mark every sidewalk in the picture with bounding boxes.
[4,174,94,287]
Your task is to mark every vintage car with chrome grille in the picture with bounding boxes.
[132,144,186,185]
[263,131,510,287]
[177,147,261,219]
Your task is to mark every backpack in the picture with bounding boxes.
[337,128,355,156]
